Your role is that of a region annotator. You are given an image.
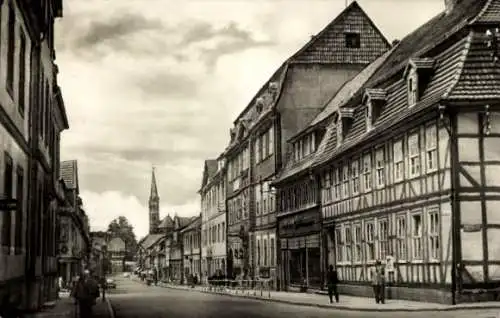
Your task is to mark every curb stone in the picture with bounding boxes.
[158,284,500,312]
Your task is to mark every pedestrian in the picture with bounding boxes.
[326,264,339,303]
[100,276,107,301]
[371,260,386,304]
[71,269,100,317]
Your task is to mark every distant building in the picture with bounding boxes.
[108,237,126,273]
[181,215,202,279]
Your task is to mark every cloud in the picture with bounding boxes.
[81,190,200,239]
[57,0,445,238]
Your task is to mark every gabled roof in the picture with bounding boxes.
[289,1,390,64]
[200,159,218,191]
[60,160,79,192]
[174,215,195,230]
[139,233,164,250]
[180,215,201,233]
[158,214,174,229]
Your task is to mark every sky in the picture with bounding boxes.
[55,0,445,239]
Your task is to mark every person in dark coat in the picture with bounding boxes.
[371,260,386,304]
[326,264,339,303]
[72,270,100,317]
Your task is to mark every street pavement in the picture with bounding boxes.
[106,276,500,318]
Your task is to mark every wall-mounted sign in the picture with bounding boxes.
[463,224,482,233]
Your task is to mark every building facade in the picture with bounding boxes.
[273,0,500,304]
[58,160,90,290]
[219,1,390,286]
[0,0,68,311]
[181,215,201,280]
[108,237,126,273]
[200,159,227,278]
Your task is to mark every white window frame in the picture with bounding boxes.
[351,160,360,195]
[375,148,385,188]
[426,125,437,172]
[393,140,404,182]
[411,212,423,260]
[378,218,389,260]
[345,225,352,263]
[428,210,440,261]
[408,133,420,178]
[268,127,274,156]
[365,221,375,262]
[363,154,372,192]
[335,227,343,263]
[396,214,407,261]
[353,223,362,263]
[334,168,341,201]
[342,165,349,199]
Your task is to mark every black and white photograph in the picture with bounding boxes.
[0,0,500,317]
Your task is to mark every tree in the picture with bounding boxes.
[107,216,138,261]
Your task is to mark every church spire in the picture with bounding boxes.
[150,166,159,200]
[149,166,160,234]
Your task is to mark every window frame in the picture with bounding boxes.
[351,159,360,195]
[396,214,408,261]
[411,212,423,261]
[408,133,421,178]
[375,148,385,188]
[362,153,372,192]
[353,223,362,263]
[377,218,389,260]
[428,210,440,261]
[335,227,344,263]
[393,139,404,182]
[425,125,438,172]
[365,221,375,262]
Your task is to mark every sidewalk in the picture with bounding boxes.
[24,292,114,318]
[158,282,500,312]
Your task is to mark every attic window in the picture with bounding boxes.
[256,97,264,113]
[363,88,387,131]
[345,33,361,48]
[403,58,435,108]
[336,108,354,146]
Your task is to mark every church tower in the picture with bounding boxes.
[149,167,160,234]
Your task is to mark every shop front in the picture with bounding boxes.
[278,209,322,290]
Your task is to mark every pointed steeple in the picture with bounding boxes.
[148,166,160,234]
[150,166,159,200]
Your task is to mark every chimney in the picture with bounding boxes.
[392,39,400,47]
[444,0,461,14]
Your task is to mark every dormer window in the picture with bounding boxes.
[336,107,355,146]
[363,88,387,131]
[269,81,279,97]
[256,97,264,113]
[403,58,435,107]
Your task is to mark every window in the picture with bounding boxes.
[351,160,360,195]
[411,213,423,260]
[378,219,389,260]
[6,5,15,94]
[268,127,274,156]
[426,126,437,172]
[375,149,385,188]
[335,228,343,262]
[263,239,268,266]
[342,166,349,198]
[15,166,24,254]
[396,215,407,260]
[353,224,362,262]
[363,154,372,191]
[345,226,352,262]
[2,152,13,252]
[345,32,361,48]
[270,238,275,266]
[18,31,26,116]
[393,140,404,182]
[222,222,225,241]
[255,139,260,164]
[257,239,261,266]
[365,222,375,261]
[428,211,440,260]
[334,168,341,201]
[408,133,420,178]
[408,75,418,106]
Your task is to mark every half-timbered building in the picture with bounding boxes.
[303,0,500,304]
[272,48,393,291]
[222,0,390,285]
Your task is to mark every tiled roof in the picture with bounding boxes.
[60,160,79,190]
[158,215,174,229]
[444,31,500,100]
[290,1,390,64]
[176,216,195,229]
[140,233,164,250]
[471,0,500,24]
[180,215,201,233]
[310,49,394,127]
[200,159,218,190]
[312,34,470,168]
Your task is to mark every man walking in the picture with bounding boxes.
[371,260,386,304]
[72,269,100,317]
[326,265,339,303]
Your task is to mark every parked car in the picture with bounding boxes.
[123,272,130,278]
[106,278,116,289]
